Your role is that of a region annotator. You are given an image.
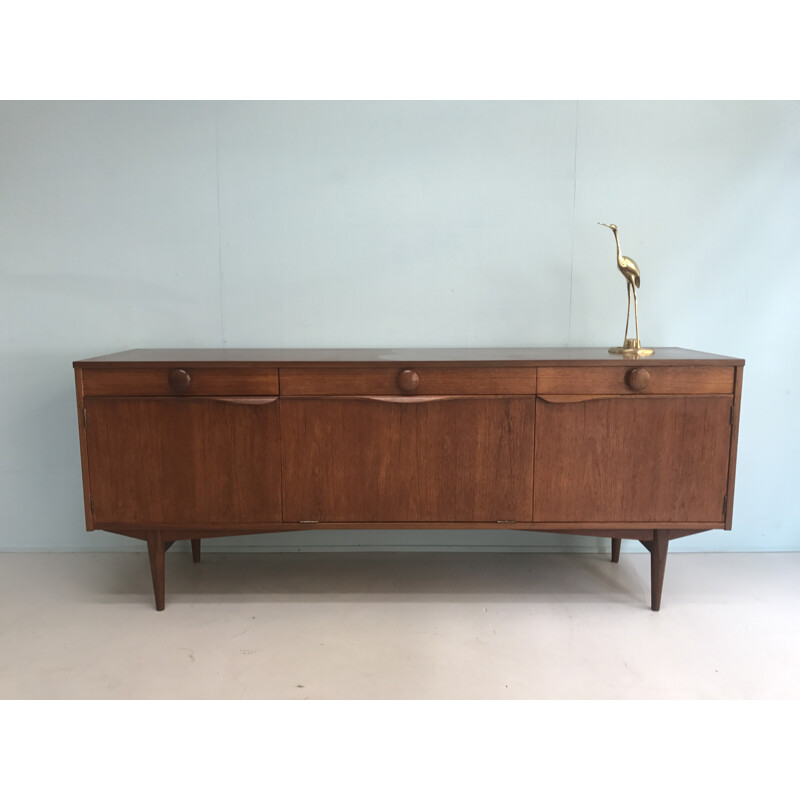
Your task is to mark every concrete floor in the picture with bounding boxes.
[1,550,798,699]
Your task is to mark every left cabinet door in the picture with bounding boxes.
[84,397,282,526]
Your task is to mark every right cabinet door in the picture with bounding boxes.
[533,395,732,524]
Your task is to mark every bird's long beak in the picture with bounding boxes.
[598,222,611,228]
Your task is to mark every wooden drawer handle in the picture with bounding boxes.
[208,397,278,405]
[626,368,651,392]
[538,395,610,404]
[365,395,456,404]
[168,368,191,393]
[397,369,420,393]
[537,394,663,404]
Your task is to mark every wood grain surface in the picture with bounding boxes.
[74,347,744,367]
[280,366,538,395]
[533,395,732,523]
[72,347,744,610]
[85,397,282,525]
[82,366,279,396]
[281,396,535,522]
[537,366,734,395]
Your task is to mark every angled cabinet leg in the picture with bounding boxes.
[146,532,167,611]
[191,539,201,563]
[640,531,669,611]
[650,531,669,611]
[611,537,621,563]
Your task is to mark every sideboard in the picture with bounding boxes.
[73,347,744,611]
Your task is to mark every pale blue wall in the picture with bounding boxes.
[1,101,797,552]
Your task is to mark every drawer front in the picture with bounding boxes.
[81,367,279,397]
[279,366,537,396]
[536,366,734,396]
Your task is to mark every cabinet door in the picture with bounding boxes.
[85,397,282,525]
[533,395,732,523]
[281,396,535,522]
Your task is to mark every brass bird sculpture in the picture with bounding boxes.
[599,222,653,357]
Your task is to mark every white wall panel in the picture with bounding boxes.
[216,101,576,348]
[0,101,221,548]
[570,101,800,552]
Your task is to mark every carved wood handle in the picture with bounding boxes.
[537,394,662,404]
[207,397,279,405]
[537,395,613,404]
[364,395,458,404]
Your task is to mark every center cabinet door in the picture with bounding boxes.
[280,396,535,522]
[85,396,282,526]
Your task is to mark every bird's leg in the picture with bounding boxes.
[624,282,632,342]
[633,284,640,343]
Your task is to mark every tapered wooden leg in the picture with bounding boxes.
[638,532,670,610]
[611,537,621,563]
[649,530,669,611]
[146,532,166,611]
[191,538,201,563]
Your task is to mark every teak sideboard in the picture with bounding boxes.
[73,347,744,611]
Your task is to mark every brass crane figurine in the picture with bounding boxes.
[599,222,653,357]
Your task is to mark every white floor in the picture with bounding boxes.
[1,550,798,699]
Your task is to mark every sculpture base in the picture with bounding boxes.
[609,338,654,358]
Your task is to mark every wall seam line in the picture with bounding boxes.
[567,100,579,347]
[214,102,225,347]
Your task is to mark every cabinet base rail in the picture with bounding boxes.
[138,528,690,612]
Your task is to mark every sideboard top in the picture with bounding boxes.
[74,347,745,368]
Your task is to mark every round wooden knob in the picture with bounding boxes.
[397,369,420,393]
[168,368,192,393]
[626,368,651,392]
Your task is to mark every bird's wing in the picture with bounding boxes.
[622,256,641,287]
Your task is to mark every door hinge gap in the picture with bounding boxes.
[83,407,88,427]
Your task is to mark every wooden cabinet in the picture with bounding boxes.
[73,348,744,611]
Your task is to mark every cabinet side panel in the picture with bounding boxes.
[724,365,744,530]
[74,368,94,530]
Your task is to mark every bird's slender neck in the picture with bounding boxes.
[612,229,622,261]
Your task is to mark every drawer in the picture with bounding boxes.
[537,366,734,395]
[81,367,279,397]
[279,366,538,396]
